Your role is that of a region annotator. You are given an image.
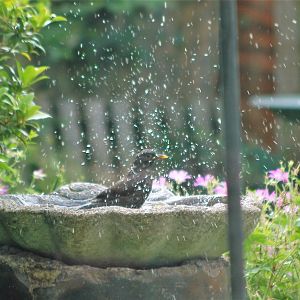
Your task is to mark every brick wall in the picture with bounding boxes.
[238,0,276,151]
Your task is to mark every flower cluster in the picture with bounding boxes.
[153,163,299,204]
[254,189,291,210]
[268,168,289,183]
[252,163,299,214]
[152,169,227,196]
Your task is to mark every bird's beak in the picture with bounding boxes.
[156,154,169,160]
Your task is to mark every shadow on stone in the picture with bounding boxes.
[0,263,31,300]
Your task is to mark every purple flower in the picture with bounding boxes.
[194,174,215,187]
[168,170,192,184]
[0,185,8,195]
[33,169,46,180]
[152,176,167,189]
[213,181,227,196]
[268,168,289,183]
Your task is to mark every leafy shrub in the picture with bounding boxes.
[245,162,300,299]
[0,0,65,192]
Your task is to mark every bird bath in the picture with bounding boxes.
[0,182,261,268]
[0,182,261,299]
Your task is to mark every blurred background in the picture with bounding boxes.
[27,0,300,189]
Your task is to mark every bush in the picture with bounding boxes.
[245,162,300,299]
[0,0,65,192]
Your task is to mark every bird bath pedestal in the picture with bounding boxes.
[0,183,261,300]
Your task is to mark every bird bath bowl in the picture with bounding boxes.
[0,183,261,268]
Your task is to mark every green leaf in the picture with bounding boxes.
[19,93,35,111]
[17,129,29,138]
[26,111,51,121]
[273,214,289,227]
[20,52,31,61]
[50,15,67,22]
[246,265,272,275]
[28,130,38,139]
[2,99,13,107]
[0,68,9,79]
[16,61,23,79]
[0,87,8,96]
[0,161,15,174]
[1,92,18,108]
[24,105,40,120]
[30,75,49,85]
[26,39,46,54]
[19,65,49,88]
[247,232,268,244]
[0,154,8,163]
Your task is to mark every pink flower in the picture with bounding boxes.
[194,174,215,187]
[255,189,268,198]
[168,170,192,184]
[268,168,289,183]
[276,197,284,208]
[266,246,275,257]
[33,169,46,180]
[213,181,227,196]
[255,189,284,207]
[152,176,167,189]
[283,205,299,214]
[0,185,8,195]
[255,189,276,202]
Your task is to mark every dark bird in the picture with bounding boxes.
[80,149,168,209]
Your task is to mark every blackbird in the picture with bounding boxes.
[79,149,168,209]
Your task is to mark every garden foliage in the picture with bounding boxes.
[0,0,65,191]
[245,162,300,299]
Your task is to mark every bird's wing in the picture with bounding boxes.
[96,175,147,199]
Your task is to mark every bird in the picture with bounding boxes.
[79,149,168,209]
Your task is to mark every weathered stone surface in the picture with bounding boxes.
[0,246,230,300]
[54,182,106,201]
[0,183,261,268]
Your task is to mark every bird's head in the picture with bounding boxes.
[131,149,168,173]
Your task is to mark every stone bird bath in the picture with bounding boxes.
[0,183,262,299]
[0,182,261,268]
